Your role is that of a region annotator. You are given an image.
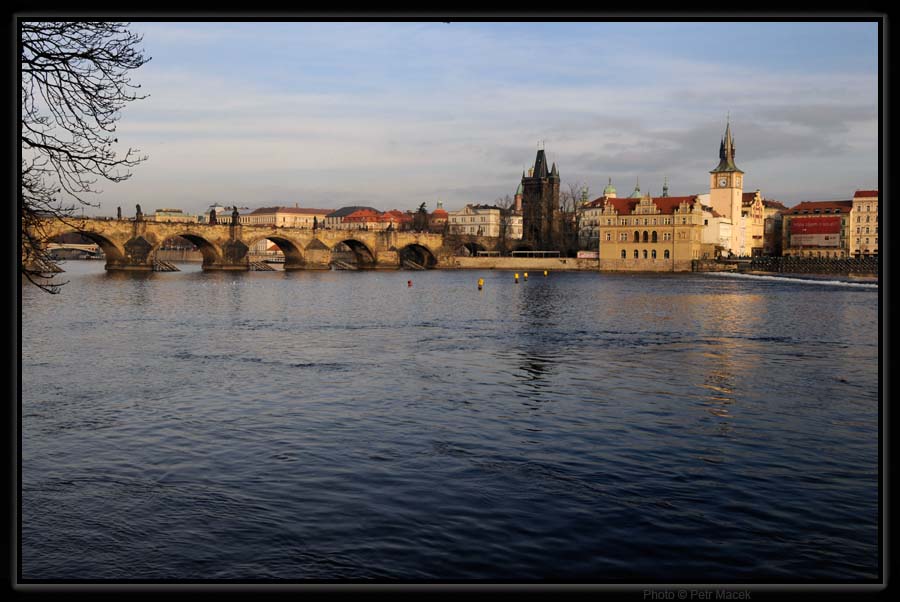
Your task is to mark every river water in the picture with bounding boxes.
[19,261,881,583]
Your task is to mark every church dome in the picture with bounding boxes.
[603,177,616,196]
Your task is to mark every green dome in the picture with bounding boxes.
[603,177,616,196]
[628,177,641,198]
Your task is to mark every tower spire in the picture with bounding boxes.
[711,118,742,174]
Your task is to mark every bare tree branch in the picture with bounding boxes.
[20,21,150,292]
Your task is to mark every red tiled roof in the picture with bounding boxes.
[853,190,879,198]
[586,195,698,215]
[783,200,853,214]
[762,200,788,210]
[249,206,331,215]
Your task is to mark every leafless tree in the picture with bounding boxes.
[20,21,150,292]
[558,181,589,254]
[494,194,516,254]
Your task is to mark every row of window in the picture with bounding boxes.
[619,249,672,259]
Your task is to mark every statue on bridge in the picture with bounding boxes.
[209,208,217,225]
[117,206,122,220]
[135,204,143,221]
[231,206,240,225]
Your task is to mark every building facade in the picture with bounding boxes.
[597,194,707,271]
[762,199,788,256]
[850,189,879,257]
[323,206,381,230]
[151,208,198,223]
[781,200,854,257]
[241,205,332,228]
[740,190,766,256]
[447,204,523,239]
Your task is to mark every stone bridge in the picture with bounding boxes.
[36,216,504,271]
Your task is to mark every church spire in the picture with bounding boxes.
[662,176,669,197]
[711,117,743,174]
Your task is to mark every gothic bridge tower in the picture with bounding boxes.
[520,147,561,249]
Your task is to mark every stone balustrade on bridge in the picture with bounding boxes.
[35,216,501,271]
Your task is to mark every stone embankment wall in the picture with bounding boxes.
[450,257,598,271]
[693,260,738,272]
[744,256,879,275]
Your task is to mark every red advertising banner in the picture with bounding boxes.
[790,216,841,235]
[791,233,840,247]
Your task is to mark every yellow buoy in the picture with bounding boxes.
[524,272,528,280]
[543,270,548,277]
[477,278,484,290]
[514,273,519,283]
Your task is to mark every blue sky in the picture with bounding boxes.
[95,20,878,216]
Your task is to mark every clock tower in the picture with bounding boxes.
[709,119,744,254]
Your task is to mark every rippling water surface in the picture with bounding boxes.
[20,262,880,582]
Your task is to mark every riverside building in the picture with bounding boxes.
[781,200,854,258]
[447,204,522,238]
[850,189,879,257]
[596,193,708,271]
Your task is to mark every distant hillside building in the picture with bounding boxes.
[323,206,380,230]
[241,205,332,228]
[152,208,197,223]
[429,201,449,233]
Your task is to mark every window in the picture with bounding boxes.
[664,250,670,259]
[642,231,649,243]
[652,231,658,243]
[605,232,611,241]
[634,231,640,242]
[643,249,648,259]
[621,250,626,259]
[634,249,639,259]
[651,249,657,259]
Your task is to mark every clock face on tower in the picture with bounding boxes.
[718,176,728,187]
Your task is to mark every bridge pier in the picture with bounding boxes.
[375,250,401,269]
[293,247,331,270]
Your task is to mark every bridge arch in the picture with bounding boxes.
[330,238,376,268]
[456,241,487,256]
[398,243,437,269]
[244,234,306,269]
[48,230,126,263]
[150,231,222,268]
